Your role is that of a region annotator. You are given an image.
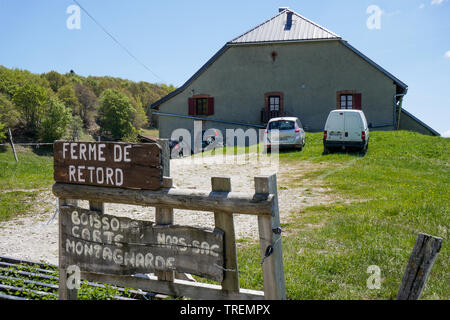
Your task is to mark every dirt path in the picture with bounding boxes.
[0,153,339,265]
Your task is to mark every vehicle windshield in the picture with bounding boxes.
[268,120,295,131]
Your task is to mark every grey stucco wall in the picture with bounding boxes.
[399,110,437,136]
[157,40,397,141]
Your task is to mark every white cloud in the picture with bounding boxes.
[419,3,425,8]
[442,130,450,137]
[445,50,450,58]
[431,0,446,5]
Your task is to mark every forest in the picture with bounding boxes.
[0,65,175,143]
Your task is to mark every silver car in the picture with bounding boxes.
[265,117,306,152]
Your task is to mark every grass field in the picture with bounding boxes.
[0,131,448,299]
[0,146,53,221]
[237,131,449,299]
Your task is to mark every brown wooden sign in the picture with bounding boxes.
[54,141,162,190]
[59,206,225,282]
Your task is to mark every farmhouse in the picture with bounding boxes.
[151,7,440,143]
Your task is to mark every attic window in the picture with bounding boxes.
[188,95,214,116]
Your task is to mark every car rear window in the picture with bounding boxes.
[268,120,295,131]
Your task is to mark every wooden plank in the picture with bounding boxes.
[7,128,18,162]
[53,141,163,190]
[59,206,224,281]
[52,183,274,216]
[58,198,79,300]
[81,272,265,300]
[211,176,239,293]
[156,177,174,281]
[397,233,443,300]
[255,175,286,300]
[54,141,162,167]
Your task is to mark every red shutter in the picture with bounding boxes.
[354,93,362,110]
[188,98,195,115]
[207,97,214,115]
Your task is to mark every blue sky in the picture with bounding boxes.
[0,0,449,135]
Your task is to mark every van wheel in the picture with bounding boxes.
[323,146,330,155]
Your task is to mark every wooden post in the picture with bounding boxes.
[156,139,172,281]
[58,198,79,300]
[254,174,286,300]
[211,176,239,293]
[8,128,18,162]
[155,177,174,281]
[397,233,443,300]
[158,139,170,177]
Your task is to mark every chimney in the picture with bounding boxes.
[278,7,289,13]
[285,11,293,30]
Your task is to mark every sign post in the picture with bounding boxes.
[53,140,285,300]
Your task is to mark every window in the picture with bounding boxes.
[269,96,280,111]
[340,94,353,109]
[268,120,295,130]
[336,91,362,110]
[196,98,208,115]
[188,95,214,116]
[264,92,284,111]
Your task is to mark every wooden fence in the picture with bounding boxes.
[52,173,286,300]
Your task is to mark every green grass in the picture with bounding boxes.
[0,147,53,190]
[236,131,449,299]
[0,147,53,221]
[140,128,159,138]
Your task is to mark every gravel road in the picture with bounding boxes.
[0,153,335,265]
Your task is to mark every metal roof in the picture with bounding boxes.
[230,8,341,44]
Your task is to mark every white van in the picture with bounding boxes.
[323,110,369,153]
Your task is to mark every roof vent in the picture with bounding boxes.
[278,7,289,13]
[285,11,293,30]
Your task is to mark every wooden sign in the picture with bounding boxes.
[54,141,163,190]
[59,206,225,282]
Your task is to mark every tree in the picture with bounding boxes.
[42,71,68,92]
[98,89,137,140]
[12,83,48,135]
[0,122,5,142]
[57,84,81,116]
[38,97,72,142]
[74,83,98,131]
[0,93,20,128]
[66,115,84,141]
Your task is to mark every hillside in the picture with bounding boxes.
[0,65,175,142]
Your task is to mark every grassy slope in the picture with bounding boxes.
[238,131,449,299]
[0,147,53,221]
